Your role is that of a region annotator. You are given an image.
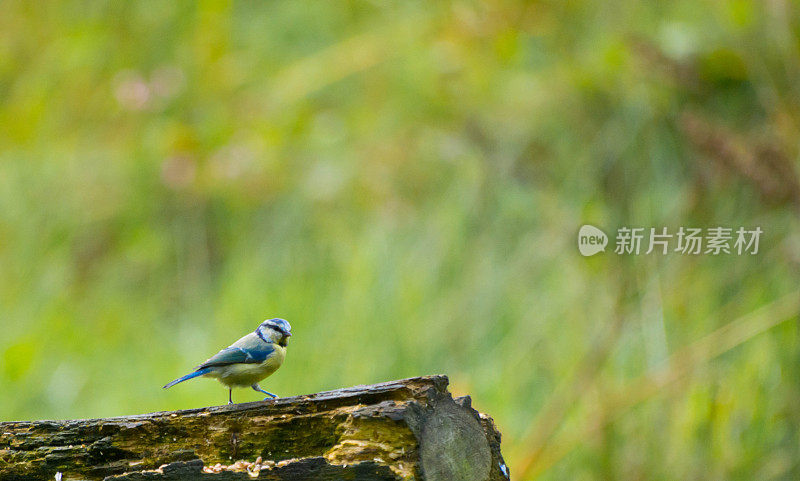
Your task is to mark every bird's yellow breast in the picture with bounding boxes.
[206,345,286,387]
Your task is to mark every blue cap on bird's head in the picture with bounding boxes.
[258,318,292,338]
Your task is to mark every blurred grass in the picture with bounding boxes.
[1,1,800,479]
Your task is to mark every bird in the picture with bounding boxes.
[163,318,292,404]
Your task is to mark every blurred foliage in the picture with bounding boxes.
[1,1,800,480]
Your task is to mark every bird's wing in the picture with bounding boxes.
[196,343,275,369]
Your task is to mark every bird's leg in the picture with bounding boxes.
[228,388,233,405]
[252,384,277,400]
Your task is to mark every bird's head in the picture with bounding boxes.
[256,318,292,347]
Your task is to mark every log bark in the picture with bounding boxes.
[0,375,509,481]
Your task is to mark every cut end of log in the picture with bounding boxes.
[0,375,509,481]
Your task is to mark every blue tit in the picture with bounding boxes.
[163,318,292,404]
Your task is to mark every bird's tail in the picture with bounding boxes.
[163,368,211,389]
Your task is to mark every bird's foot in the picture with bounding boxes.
[252,384,277,399]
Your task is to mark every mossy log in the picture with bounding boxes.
[0,375,509,481]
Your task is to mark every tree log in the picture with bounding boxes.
[0,375,509,481]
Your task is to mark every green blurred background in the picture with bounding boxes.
[2,1,800,479]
